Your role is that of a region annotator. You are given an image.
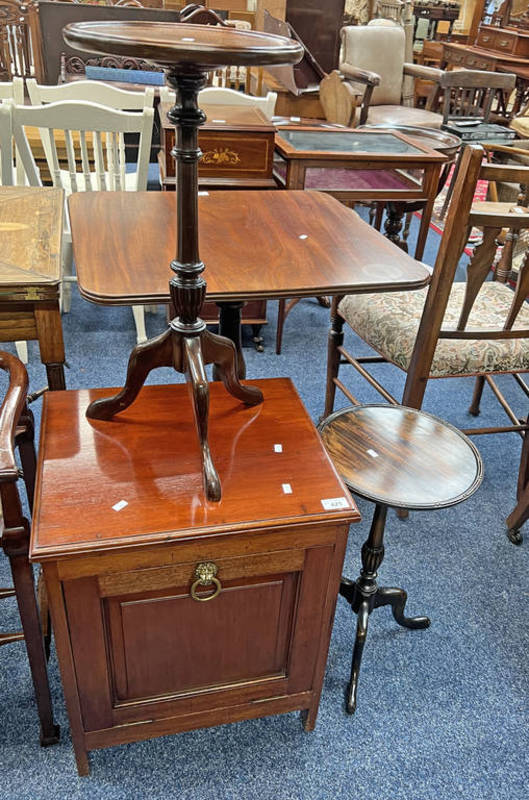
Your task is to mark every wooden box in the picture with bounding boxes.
[31,378,359,775]
[159,101,276,189]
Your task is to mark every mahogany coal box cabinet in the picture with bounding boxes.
[30,378,359,775]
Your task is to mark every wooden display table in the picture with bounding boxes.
[0,187,66,389]
[30,377,359,775]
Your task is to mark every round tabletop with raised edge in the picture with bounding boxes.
[62,22,304,70]
[319,404,483,511]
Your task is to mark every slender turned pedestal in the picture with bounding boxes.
[63,21,302,501]
[319,404,483,715]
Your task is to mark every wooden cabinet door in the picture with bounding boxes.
[62,542,336,733]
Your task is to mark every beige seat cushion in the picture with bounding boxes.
[340,25,405,106]
[511,117,529,138]
[366,104,443,129]
[339,281,529,377]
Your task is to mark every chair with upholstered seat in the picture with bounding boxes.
[338,24,515,132]
[324,144,529,537]
[0,350,59,744]
[338,23,444,128]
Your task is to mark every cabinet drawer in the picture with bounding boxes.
[163,129,274,180]
[478,29,515,53]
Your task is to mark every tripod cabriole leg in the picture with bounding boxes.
[184,336,221,502]
[86,329,174,420]
[202,329,263,406]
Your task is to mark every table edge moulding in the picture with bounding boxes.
[62,21,303,503]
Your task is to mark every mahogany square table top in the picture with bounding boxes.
[69,189,431,307]
[30,377,359,775]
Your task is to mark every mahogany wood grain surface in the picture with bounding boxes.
[62,21,304,68]
[319,404,483,510]
[31,377,358,559]
[68,190,431,306]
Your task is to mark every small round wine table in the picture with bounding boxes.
[319,404,483,714]
[62,21,303,502]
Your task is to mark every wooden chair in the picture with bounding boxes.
[26,77,155,109]
[339,23,445,128]
[0,350,59,745]
[7,99,154,343]
[324,144,529,535]
[160,84,277,119]
[0,0,44,82]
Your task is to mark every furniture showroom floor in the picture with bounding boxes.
[1,215,528,800]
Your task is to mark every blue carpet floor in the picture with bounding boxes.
[1,211,529,799]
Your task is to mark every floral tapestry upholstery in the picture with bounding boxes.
[338,281,529,377]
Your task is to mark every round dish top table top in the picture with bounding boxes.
[319,404,483,511]
[63,21,304,69]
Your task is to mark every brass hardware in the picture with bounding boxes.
[25,287,40,300]
[190,561,222,602]
[202,148,241,166]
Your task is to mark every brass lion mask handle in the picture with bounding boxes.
[190,561,222,602]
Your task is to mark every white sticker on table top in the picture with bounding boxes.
[211,119,226,124]
[282,483,292,495]
[366,449,379,458]
[298,234,308,240]
[198,191,209,196]
[321,497,349,511]
[274,444,283,453]
[112,500,128,512]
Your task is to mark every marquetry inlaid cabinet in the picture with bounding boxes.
[30,378,359,775]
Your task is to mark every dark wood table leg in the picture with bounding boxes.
[384,203,407,252]
[35,303,66,390]
[215,301,245,380]
[339,503,429,714]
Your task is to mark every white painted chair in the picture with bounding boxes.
[160,86,277,120]
[26,79,154,110]
[9,99,154,344]
[0,78,29,363]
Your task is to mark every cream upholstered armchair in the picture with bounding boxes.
[339,24,444,128]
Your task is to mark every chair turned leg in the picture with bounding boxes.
[324,299,345,418]
[9,550,59,746]
[469,376,486,417]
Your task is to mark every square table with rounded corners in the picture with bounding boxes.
[273,126,447,261]
[68,188,432,371]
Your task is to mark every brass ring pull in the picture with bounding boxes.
[190,561,222,602]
